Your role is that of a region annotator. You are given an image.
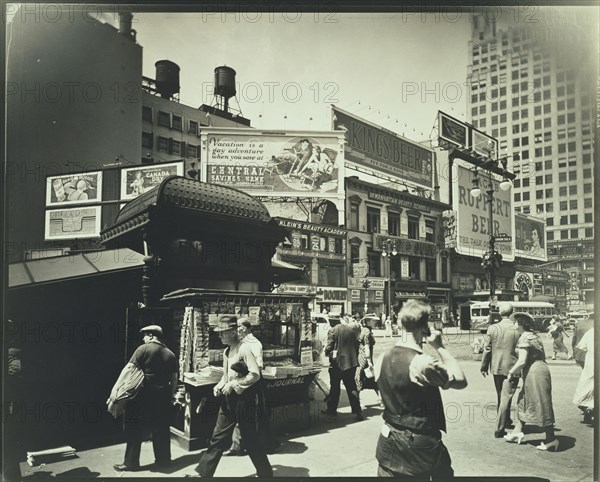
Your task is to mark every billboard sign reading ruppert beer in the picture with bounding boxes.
[200,128,345,200]
[453,164,515,262]
[332,106,433,188]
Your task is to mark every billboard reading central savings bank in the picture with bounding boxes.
[200,128,345,199]
[453,164,515,262]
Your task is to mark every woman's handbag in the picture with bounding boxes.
[106,364,145,418]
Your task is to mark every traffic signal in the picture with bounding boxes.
[362,279,371,289]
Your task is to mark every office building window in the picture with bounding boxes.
[142,106,153,123]
[545,174,552,183]
[514,193,521,202]
[367,250,381,277]
[158,136,169,152]
[350,203,360,230]
[570,229,579,239]
[584,228,593,237]
[172,115,182,131]
[171,140,181,155]
[189,120,198,135]
[561,230,568,239]
[142,132,153,148]
[585,213,593,223]
[547,231,554,241]
[560,201,568,211]
[350,244,360,263]
[158,111,170,127]
[547,218,554,226]
[408,216,420,240]
[559,186,567,196]
[569,185,577,195]
[425,220,436,243]
[570,200,577,210]
[545,202,553,212]
[187,144,199,158]
[570,215,578,224]
[522,192,530,201]
[319,264,344,287]
[584,198,593,208]
[536,190,543,199]
[425,259,437,282]
[388,211,401,236]
[408,257,420,280]
[560,215,568,224]
[367,207,380,233]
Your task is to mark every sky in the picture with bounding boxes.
[131,11,474,143]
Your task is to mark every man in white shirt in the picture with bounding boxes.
[192,315,272,478]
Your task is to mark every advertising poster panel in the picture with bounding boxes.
[44,206,101,240]
[46,171,102,206]
[201,129,344,198]
[438,111,469,149]
[515,214,547,261]
[452,164,515,261]
[333,106,433,188]
[120,161,184,200]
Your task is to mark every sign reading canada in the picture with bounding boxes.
[333,106,433,188]
[453,164,515,261]
[201,128,344,198]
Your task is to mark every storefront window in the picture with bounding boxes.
[388,211,401,236]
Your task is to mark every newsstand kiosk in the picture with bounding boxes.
[100,176,322,451]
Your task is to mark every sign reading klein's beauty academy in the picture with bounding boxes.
[332,106,433,188]
[452,164,515,261]
[200,128,344,199]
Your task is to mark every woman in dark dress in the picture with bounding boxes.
[504,312,558,451]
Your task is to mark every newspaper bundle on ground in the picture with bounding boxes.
[27,446,77,466]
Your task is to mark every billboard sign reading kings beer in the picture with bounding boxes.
[333,106,433,188]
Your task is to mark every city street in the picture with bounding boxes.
[19,331,594,481]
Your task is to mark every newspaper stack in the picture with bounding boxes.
[27,446,77,466]
[183,366,223,386]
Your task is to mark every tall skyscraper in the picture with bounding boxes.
[467,8,597,310]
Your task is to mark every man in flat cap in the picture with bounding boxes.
[192,315,272,478]
[113,325,177,472]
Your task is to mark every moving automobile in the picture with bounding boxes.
[470,301,555,333]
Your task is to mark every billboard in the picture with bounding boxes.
[471,128,498,159]
[44,206,101,240]
[46,171,102,206]
[201,128,344,198]
[453,164,515,261]
[438,111,469,149]
[332,106,433,188]
[515,214,547,261]
[120,161,184,200]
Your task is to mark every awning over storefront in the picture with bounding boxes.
[395,291,427,300]
[8,248,145,288]
[272,259,304,283]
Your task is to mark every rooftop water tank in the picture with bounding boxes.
[214,66,236,99]
[155,60,180,99]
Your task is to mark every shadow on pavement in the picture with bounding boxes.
[54,467,101,478]
[555,435,577,452]
[272,464,310,477]
[273,440,308,454]
[146,453,200,474]
[25,470,55,479]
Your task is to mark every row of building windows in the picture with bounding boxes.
[352,206,437,243]
[142,132,201,158]
[545,227,594,241]
[142,106,202,135]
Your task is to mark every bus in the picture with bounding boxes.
[470,301,556,333]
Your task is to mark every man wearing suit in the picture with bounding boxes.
[480,302,520,438]
[324,317,363,421]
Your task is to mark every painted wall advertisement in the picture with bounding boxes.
[452,164,515,261]
[46,171,102,206]
[44,206,101,240]
[120,161,184,200]
[201,128,344,198]
[514,214,547,261]
[332,106,434,188]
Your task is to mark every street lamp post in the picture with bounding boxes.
[470,160,513,312]
[381,239,398,319]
